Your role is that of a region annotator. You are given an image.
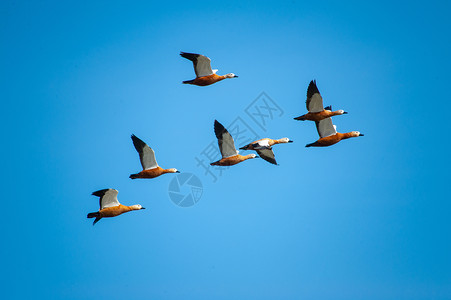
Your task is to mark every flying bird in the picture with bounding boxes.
[240,138,293,165]
[129,134,179,179]
[294,80,347,121]
[87,189,145,225]
[210,120,257,166]
[180,52,238,86]
[305,117,363,147]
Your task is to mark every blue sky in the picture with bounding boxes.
[1,1,450,299]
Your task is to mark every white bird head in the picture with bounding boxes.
[280,137,293,143]
[131,204,146,210]
[225,73,238,78]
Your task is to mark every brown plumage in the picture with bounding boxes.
[186,74,228,86]
[306,118,363,147]
[239,137,293,165]
[129,134,179,179]
[130,166,178,179]
[180,52,238,86]
[294,80,347,121]
[210,120,257,166]
[240,138,293,150]
[210,154,256,166]
[87,189,145,225]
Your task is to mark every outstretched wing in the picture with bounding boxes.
[180,52,214,77]
[306,80,324,113]
[92,188,120,210]
[214,120,238,158]
[315,117,337,138]
[131,134,158,170]
[256,148,277,165]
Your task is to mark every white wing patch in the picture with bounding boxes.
[219,132,239,158]
[308,93,324,113]
[141,145,158,170]
[100,189,120,210]
[316,118,337,138]
[195,55,214,77]
[254,139,270,149]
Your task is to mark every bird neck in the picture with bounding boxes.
[128,205,141,211]
[341,132,355,140]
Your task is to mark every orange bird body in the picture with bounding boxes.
[87,189,145,225]
[129,134,179,179]
[239,137,293,165]
[306,118,363,147]
[294,80,347,122]
[180,52,238,86]
[210,120,257,166]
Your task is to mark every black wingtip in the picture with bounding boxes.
[307,79,320,99]
[131,134,147,153]
[214,120,227,139]
[180,52,199,61]
[92,189,109,197]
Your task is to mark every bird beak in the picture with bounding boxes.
[343,111,349,114]
[141,207,146,209]
[176,170,180,173]
[254,156,260,158]
[359,133,364,136]
[234,75,239,78]
[288,140,294,143]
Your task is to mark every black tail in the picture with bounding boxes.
[87,212,100,218]
[239,145,250,150]
[305,142,317,147]
[294,115,306,121]
[129,173,138,179]
[182,79,195,84]
[87,212,102,225]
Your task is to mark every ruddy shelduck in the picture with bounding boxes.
[294,80,347,122]
[240,137,293,165]
[87,189,145,225]
[129,134,179,179]
[210,120,257,166]
[180,52,238,86]
[306,117,364,147]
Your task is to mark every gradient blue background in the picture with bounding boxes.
[1,1,450,299]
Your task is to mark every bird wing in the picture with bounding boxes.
[92,188,120,210]
[306,80,324,113]
[256,148,277,165]
[253,139,270,149]
[131,134,158,170]
[214,120,238,158]
[315,118,337,138]
[180,52,214,77]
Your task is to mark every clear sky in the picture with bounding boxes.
[1,1,450,299]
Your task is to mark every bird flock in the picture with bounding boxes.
[87,52,364,225]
